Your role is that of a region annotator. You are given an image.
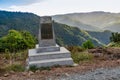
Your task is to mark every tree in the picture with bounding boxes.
[82,40,94,49]
[0,30,35,52]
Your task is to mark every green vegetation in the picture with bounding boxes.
[110,32,120,43]
[71,52,94,63]
[67,46,94,63]
[108,32,120,47]
[88,30,111,44]
[66,46,85,53]
[107,42,120,47]
[53,11,120,32]
[0,50,27,72]
[0,30,36,52]
[0,11,39,37]
[82,40,94,49]
[5,63,25,72]
[0,11,112,46]
[29,65,51,72]
[54,22,103,46]
[29,65,38,72]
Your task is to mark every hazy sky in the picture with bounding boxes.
[0,0,120,16]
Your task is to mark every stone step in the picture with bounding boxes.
[29,47,72,61]
[29,58,74,67]
[29,52,71,61]
[36,44,60,53]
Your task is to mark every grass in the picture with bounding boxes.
[5,63,25,72]
[66,46,85,53]
[0,50,28,72]
[29,65,51,72]
[67,46,94,63]
[107,42,120,47]
[71,52,94,63]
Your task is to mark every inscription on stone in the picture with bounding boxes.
[39,16,56,47]
[41,23,53,39]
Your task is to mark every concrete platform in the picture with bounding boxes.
[28,47,74,68]
[29,58,73,67]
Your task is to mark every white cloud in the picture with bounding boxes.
[1,0,120,16]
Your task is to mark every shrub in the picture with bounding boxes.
[0,30,35,53]
[82,40,94,49]
[29,65,51,72]
[71,52,94,63]
[29,65,38,72]
[110,32,120,43]
[39,67,51,71]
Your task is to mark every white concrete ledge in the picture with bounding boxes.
[29,58,73,67]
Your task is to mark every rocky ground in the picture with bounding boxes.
[58,67,120,80]
[0,60,120,80]
[0,47,120,80]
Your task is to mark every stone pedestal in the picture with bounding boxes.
[28,45,73,67]
[27,16,74,68]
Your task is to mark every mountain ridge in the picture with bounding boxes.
[53,11,120,32]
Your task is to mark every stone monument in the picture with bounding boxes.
[28,16,74,68]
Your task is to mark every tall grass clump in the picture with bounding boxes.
[71,52,94,63]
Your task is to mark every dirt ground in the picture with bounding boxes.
[0,60,120,80]
[0,47,120,80]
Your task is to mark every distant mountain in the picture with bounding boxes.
[0,10,111,46]
[53,15,100,31]
[53,11,120,32]
[103,22,120,32]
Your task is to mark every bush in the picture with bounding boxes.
[0,30,36,52]
[82,40,94,49]
[110,32,120,43]
[29,65,38,72]
[71,52,94,63]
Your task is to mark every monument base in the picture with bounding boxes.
[27,44,74,68]
[36,44,60,53]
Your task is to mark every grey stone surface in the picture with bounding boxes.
[29,47,72,61]
[28,47,74,67]
[39,16,56,47]
[40,16,52,23]
[29,58,73,67]
[36,44,60,53]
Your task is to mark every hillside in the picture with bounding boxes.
[0,11,40,37]
[53,15,100,31]
[0,10,112,46]
[104,22,120,32]
[87,30,111,44]
[53,22,103,46]
[53,11,120,32]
